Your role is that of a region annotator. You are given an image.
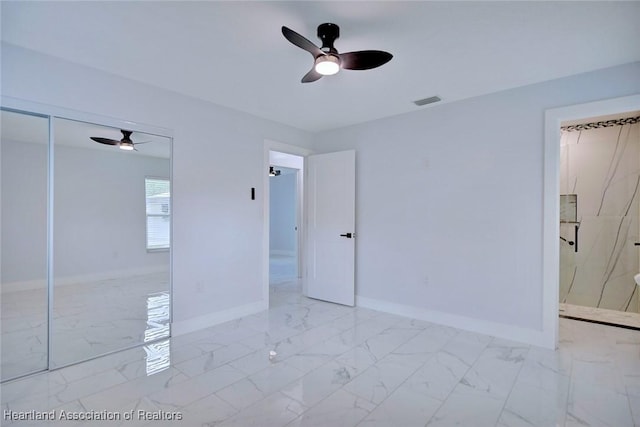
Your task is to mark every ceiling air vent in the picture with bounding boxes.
[413,96,441,106]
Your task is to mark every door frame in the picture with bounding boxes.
[542,94,640,349]
[262,140,312,305]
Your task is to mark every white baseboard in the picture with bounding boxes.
[270,250,296,257]
[356,296,553,349]
[1,278,47,293]
[2,265,169,293]
[172,300,268,336]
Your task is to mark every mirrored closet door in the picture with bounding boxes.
[51,118,171,368]
[1,109,50,381]
[1,108,172,380]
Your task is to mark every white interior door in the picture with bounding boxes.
[306,150,355,306]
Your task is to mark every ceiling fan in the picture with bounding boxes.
[282,23,393,83]
[269,166,281,176]
[90,130,148,151]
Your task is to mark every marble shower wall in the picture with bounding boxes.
[559,117,640,313]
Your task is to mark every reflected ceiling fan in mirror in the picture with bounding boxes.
[90,130,149,151]
[282,23,393,83]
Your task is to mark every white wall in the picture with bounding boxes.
[1,43,313,332]
[312,62,640,344]
[269,171,297,255]
[5,40,640,345]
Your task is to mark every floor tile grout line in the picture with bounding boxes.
[352,324,466,427]
[421,332,494,426]
[341,325,440,405]
[182,305,391,423]
[170,303,356,377]
[219,314,411,423]
[3,299,425,417]
[563,329,578,427]
[353,351,442,427]
[492,339,533,426]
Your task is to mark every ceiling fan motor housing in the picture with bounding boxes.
[121,130,133,142]
[318,23,339,54]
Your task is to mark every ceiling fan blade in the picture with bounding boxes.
[133,140,152,145]
[90,137,119,146]
[339,50,393,70]
[301,68,323,83]
[282,26,323,57]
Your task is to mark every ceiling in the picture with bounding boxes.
[2,1,640,132]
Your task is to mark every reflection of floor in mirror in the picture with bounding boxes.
[559,302,640,329]
[2,292,639,426]
[0,294,48,381]
[0,272,170,381]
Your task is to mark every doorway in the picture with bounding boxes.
[268,151,304,306]
[543,94,640,349]
[269,166,299,283]
[540,95,640,348]
[262,141,358,309]
[558,111,640,328]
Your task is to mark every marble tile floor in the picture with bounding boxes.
[560,303,640,330]
[2,282,639,427]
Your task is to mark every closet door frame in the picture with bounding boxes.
[1,96,174,380]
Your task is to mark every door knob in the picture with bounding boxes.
[340,233,353,238]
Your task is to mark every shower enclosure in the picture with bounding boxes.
[1,106,172,381]
[559,112,640,324]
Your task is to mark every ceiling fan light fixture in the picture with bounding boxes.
[314,55,340,76]
[119,141,134,151]
[282,24,392,83]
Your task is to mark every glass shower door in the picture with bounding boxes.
[1,109,50,381]
[559,112,640,327]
